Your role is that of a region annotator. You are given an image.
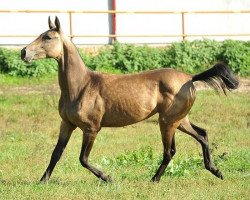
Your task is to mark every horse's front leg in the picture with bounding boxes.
[79,131,111,182]
[40,120,76,183]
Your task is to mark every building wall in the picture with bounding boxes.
[0,0,250,45]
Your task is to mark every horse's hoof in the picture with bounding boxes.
[215,170,223,180]
[101,175,112,183]
[40,178,49,184]
[209,166,224,180]
[106,175,112,182]
[151,176,160,183]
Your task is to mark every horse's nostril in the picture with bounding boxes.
[21,47,26,60]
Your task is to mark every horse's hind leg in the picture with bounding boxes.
[178,117,223,179]
[151,118,179,182]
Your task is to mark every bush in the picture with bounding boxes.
[219,40,250,76]
[0,48,57,77]
[92,40,249,76]
[163,40,223,73]
[89,42,164,73]
[0,39,249,77]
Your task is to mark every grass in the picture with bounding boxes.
[0,76,249,200]
[0,74,57,87]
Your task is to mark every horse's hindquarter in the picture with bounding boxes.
[157,70,196,122]
[100,73,160,127]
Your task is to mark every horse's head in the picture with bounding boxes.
[21,16,63,62]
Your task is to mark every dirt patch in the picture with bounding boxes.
[0,78,249,95]
[236,78,250,92]
[192,78,249,93]
[0,83,60,95]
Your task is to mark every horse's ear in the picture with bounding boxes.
[55,16,61,32]
[48,16,55,29]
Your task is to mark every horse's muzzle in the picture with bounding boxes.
[21,47,27,61]
[21,47,33,62]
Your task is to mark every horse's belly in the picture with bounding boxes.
[101,96,158,127]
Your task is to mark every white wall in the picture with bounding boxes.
[116,0,250,43]
[0,0,250,45]
[0,0,110,45]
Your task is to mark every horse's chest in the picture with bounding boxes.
[59,97,104,132]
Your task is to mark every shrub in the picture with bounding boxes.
[93,40,249,76]
[0,48,57,77]
[164,40,223,73]
[0,39,249,77]
[90,42,164,73]
[219,40,250,76]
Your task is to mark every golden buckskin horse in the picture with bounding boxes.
[21,17,238,183]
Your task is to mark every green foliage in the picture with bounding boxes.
[220,40,250,76]
[164,40,223,73]
[90,40,249,76]
[0,39,249,77]
[0,48,57,77]
[99,145,250,178]
[108,146,203,178]
[89,43,164,73]
[215,150,250,173]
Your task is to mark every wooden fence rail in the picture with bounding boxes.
[0,9,250,43]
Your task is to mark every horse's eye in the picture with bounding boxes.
[43,35,52,40]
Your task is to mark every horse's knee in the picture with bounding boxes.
[162,151,172,164]
[199,129,208,141]
[79,157,88,168]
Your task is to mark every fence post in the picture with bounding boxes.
[112,0,117,43]
[181,12,186,41]
[69,12,73,41]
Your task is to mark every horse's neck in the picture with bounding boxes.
[58,40,90,102]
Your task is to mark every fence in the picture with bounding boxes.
[0,9,250,44]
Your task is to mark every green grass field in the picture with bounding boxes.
[0,77,249,200]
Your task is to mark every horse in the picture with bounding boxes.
[21,17,238,183]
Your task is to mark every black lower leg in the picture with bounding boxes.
[151,153,171,182]
[40,121,74,183]
[80,158,111,182]
[179,119,223,180]
[40,143,65,182]
[79,132,111,182]
[201,143,223,180]
[152,122,176,182]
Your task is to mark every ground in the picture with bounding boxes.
[0,75,249,200]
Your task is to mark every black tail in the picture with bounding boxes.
[192,63,239,94]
